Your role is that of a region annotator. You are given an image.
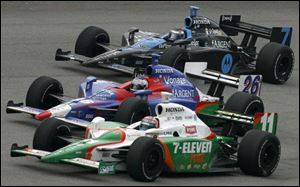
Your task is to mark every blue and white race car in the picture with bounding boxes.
[7,54,264,151]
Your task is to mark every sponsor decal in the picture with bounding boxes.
[72,158,98,166]
[98,162,115,174]
[211,40,230,49]
[162,131,173,136]
[95,50,120,60]
[165,107,184,113]
[185,116,193,120]
[164,76,187,84]
[80,100,94,104]
[193,164,201,169]
[158,43,172,49]
[155,68,174,74]
[190,153,205,163]
[193,115,197,121]
[222,15,232,22]
[85,114,94,119]
[173,141,212,154]
[187,164,192,170]
[175,116,183,121]
[189,40,199,46]
[135,60,143,65]
[207,29,224,36]
[95,90,114,98]
[193,18,210,25]
[172,89,195,98]
[221,53,233,74]
[185,125,197,134]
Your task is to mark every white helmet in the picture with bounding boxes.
[130,77,148,91]
[168,29,185,41]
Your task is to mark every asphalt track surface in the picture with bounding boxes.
[1,1,299,186]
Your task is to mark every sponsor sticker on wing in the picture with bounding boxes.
[98,162,116,175]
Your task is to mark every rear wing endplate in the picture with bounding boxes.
[184,62,262,97]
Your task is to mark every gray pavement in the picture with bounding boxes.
[1,1,299,186]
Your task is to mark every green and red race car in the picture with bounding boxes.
[11,92,280,182]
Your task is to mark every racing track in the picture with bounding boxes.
[1,1,299,186]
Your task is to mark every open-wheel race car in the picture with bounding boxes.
[7,54,264,143]
[11,92,280,182]
[55,6,294,84]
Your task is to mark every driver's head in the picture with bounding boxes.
[168,29,185,41]
[139,116,159,131]
[130,77,148,91]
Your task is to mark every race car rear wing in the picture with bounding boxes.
[200,111,278,135]
[219,15,292,46]
[184,62,262,97]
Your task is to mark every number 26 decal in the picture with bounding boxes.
[238,75,262,96]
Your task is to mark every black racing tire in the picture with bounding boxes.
[26,76,63,110]
[114,97,150,125]
[75,26,110,57]
[159,46,189,72]
[256,42,294,84]
[238,129,281,177]
[127,137,164,182]
[33,117,71,151]
[222,92,264,136]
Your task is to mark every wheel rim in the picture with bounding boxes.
[260,140,279,171]
[275,56,292,82]
[144,148,163,177]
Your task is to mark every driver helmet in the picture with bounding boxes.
[130,77,148,91]
[139,116,159,131]
[168,28,185,41]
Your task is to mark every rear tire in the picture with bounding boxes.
[26,76,63,110]
[33,118,71,151]
[238,129,280,176]
[160,46,189,72]
[127,137,164,182]
[115,97,150,125]
[222,92,264,136]
[256,42,294,84]
[75,26,110,57]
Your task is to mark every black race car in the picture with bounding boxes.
[55,6,294,84]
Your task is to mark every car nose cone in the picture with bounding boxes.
[35,111,52,120]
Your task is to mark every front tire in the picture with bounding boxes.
[160,46,189,72]
[256,42,294,84]
[75,26,110,57]
[26,76,63,110]
[238,129,281,177]
[114,97,150,125]
[127,137,164,182]
[33,118,71,151]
